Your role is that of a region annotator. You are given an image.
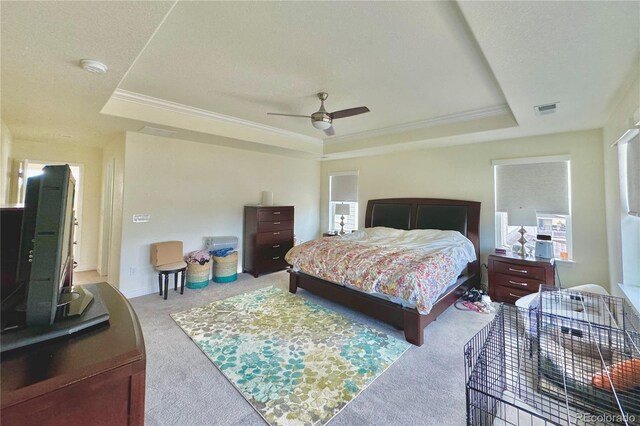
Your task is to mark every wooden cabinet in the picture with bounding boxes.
[488,253,555,304]
[1,282,146,425]
[243,206,294,277]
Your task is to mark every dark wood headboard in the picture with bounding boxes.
[364,198,481,277]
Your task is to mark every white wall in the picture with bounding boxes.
[603,74,640,295]
[0,121,13,204]
[118,132,321,298]
[10,139,103,271]
[321,129,609,290]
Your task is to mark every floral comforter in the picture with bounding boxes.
[284,227,476,315]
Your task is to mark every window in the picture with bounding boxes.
[329,171,358,233]
[494,156,572,260]
[620,133,640,217]
[616,128,640,288]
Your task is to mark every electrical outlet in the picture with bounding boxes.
[129,267,136,276]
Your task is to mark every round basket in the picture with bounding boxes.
[186,262,210,289]
[213,252,238,283]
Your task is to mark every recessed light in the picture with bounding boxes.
[80,59,108,74]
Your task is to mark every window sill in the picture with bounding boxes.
[554,259,575,265]
[619,283,640,313]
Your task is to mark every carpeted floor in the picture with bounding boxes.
[129,271,493,426]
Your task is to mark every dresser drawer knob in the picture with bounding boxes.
[273,232,280,235]
[509,280,528,287]
[273,222,280,225]
[273,244,280,248]
[509,293,521,298]
[272,256,280,260]
[508,268,528,274]
[273,212,281,215]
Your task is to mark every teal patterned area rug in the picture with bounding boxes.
[171,286,410,426]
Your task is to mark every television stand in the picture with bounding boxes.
[1,284,110,353]
[1,282,146,425]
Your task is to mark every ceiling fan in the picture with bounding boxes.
[267,92,370,136]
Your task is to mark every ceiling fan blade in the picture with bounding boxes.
[329,106,370,120]
[323,127,335,137]
[266,112,311,118]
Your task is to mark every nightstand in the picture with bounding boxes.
[488,252,555,304]
[322,232,339,237]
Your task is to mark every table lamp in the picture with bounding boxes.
[507,207,537,257]
[335,203,350,234]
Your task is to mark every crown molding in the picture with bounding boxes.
[324,104,512,145]
[111,89,323,145]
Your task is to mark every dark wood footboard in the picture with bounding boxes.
[288,270,478,346]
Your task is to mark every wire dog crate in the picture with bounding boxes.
[465,286,640,425]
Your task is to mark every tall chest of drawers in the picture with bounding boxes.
[488,253,555,304]
[243,206,294,277]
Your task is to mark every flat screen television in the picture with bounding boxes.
[1,165,109,352]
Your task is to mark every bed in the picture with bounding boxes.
[286,198,481,346]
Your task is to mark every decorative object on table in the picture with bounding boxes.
[150,241,187,300]
[465,286,640,425]
[171,287,409,426]
[243,206,294,277]
[487,252,555,304]
[335,203,350,234]
[507,207,537,257]
[534,234,554,259]
[261,190,274,206]
[185,250,211,289]
[322,231,338,237]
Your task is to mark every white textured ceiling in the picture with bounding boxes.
[1,1,639,157]
[117,1,508,140]
[457,0,640,133]
[0,1,174,146]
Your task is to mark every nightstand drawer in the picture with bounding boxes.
[493,260,546,281]
[491,285,531,305]
[493,273,543,292]
[258,208,294,222]
[257,220,293,232]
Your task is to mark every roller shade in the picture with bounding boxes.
[495,159,570,215]
[330,173,358,202]
[625,135,640,216]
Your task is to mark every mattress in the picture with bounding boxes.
[285,227,476,315]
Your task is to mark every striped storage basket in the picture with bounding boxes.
[186,262,210,289]
[213,252,238,283]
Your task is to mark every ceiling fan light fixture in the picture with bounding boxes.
[312,119,332,130]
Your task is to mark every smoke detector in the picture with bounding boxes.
[80,59,108,74]
[534,102,558,116]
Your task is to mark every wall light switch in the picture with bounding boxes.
[133,214,150,223]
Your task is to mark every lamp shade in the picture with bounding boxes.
[507,208,537,227]
[335,203,350,215]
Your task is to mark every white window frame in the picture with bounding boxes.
[493,156,573,260]
[328,171,359,232]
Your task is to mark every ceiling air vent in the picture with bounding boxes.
[534,102,558,116]
[138,126,178,138]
